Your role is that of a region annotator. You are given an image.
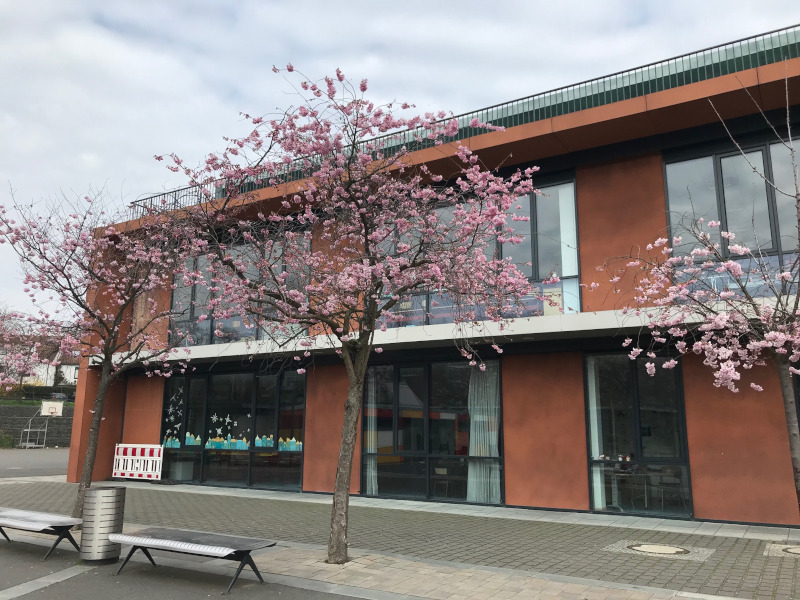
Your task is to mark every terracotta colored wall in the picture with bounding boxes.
[121,375,165,444]
[577,152,668,313]
[502,353,589,510]
[303,363,361,493]
[67,363,126,482]
[683,356,800,525]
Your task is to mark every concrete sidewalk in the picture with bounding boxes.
[2,476,800,599]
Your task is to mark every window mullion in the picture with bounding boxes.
[714,154,730,258]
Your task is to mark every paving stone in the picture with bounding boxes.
[3,480,800,599]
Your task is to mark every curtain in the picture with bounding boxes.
[365,369,378,495]
[466,362,500,504]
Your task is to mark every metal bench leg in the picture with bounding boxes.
[43,527,80,560]
[140,547,157,567]
[0,527,10,542]
[225,551,262,595]
[116,545,157,575]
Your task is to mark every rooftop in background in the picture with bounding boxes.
[131,23,800,220]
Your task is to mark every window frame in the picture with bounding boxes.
[499,178,579,282]
[159,369,307,490]
[664,140,792,259]
[583,352,693,515]
[361,358,505,504]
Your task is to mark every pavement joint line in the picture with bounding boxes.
[0,565,93,600]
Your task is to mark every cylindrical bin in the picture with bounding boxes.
[79,486,126,562]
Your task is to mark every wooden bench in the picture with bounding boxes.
[109,527,276,594]
[0,507,82,560]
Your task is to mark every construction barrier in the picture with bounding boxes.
[112,444,163,480]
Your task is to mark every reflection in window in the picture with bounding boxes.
[384,181,579,329]
[363,361,501,504]
[720,151,770,249]
[503,182,578,280]
[586,355,690,517]
[666,142,798,258]
[771,141,799,253]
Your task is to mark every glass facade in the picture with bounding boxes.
[161,370,305,489]
[586,355,691,517]
[385,181,580,328]
[666,140,798,258]
[363,360,502,504]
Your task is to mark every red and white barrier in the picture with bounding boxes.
[112,444,163,480]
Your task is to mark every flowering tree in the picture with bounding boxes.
[0,308,41,388]
[166,67,539,563]
[599,129,800,506]
[0,195,194,517]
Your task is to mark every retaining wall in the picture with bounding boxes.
[0,406,74,447]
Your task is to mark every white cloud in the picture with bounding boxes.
[0,0,797,312]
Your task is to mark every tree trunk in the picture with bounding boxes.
[774,353,800,512]
[327,346,370,564]
[71,363,114,519]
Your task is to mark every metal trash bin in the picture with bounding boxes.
[79,486,126,562]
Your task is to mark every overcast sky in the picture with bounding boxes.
[1,1,798,314]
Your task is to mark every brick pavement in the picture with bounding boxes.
[1,479,800,599]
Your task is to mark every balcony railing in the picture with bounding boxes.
[131,24,800,219]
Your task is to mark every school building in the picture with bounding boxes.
[69,25,800,525]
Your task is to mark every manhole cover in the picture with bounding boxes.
[627,544,689,555]
[782,547,800,555]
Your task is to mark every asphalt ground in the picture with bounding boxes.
[0,449,69,479]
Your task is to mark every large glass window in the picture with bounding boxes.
[363,360,501,504]
[502,182,580,315]
[384,181,580,328]
[666,140,798,257]
[160,369,305,489]
[586,355,691,517]
[170,246,261,347]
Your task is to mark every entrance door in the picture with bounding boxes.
[586,354,692,517]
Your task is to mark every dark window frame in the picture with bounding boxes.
[159,369,306,490]
[583,352,693,516]
[664,139,795,260]
[361,359,505,504]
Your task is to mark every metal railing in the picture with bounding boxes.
[131,24,800,219]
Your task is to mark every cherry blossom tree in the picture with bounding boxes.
[165,67,540,563]
[599,124,800,506]
[0,307,41,388]
[0,194,194,517]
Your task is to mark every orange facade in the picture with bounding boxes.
[683,356,800,524]
[502,353,589,510]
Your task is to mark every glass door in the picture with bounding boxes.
[586,354,691,517]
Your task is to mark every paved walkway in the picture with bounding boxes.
[2,476,800,599]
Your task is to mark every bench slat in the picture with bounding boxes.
[109,533,235,558]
